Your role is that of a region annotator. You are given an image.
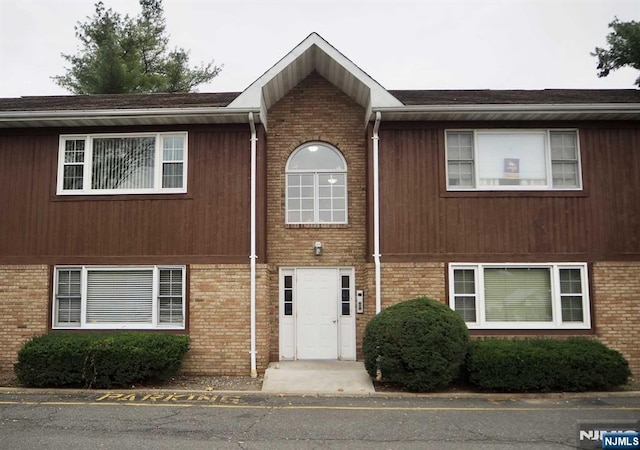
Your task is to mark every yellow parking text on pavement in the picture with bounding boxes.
[95,392,242,404]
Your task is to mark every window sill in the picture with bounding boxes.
[286,223,350,229]
[467,327,593,335]
[467,325,590,330]
[52,193,193,202]
[441,190,588,198]
[52,326,186,331]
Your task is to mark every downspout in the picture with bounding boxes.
[249,112,258,378]
[372,112,382,314]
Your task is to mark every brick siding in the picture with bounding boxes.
[265,71,370,360]
[0,265,49,375]
[380,262,447,307]
[592,262,640,379]
[184,264,271,376]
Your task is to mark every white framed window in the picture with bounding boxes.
[53,265,186,329]
[445,130,582,191]
[57,132,188,195]
[449,263,590,329]
[286,142,347,224]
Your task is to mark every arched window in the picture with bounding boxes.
[286,142,347,224]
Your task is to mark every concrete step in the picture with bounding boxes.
[261,360,375,395]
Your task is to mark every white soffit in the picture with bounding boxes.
[373,104,640,121]
[0,108,257,128]
[228,33,403,111]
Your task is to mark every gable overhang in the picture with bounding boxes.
[0,107,261,128]
[228,33,403,128]
[370,103,640,122]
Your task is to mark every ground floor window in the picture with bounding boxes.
[449,263,590,329]
[53,265,185,329]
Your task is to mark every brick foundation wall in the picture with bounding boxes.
[380,262,446,307]
[254,264,271,372]
[0,265,49,375]
[184,264,270,376]
[592,262,640,379]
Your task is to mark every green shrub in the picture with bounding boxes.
[14,332,189,388]
[466,338,630,392]
[363,297,470,392]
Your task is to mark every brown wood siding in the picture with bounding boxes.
[0,125,252,264]
[365,122,375,261]
[378,122,640,262]
[256,124,268,260]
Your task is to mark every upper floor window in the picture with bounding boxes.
[446,130,582,191]
[57,132,188,195]
[449,263,590,330]
[286,142,347,224]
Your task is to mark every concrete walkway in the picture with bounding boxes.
[261,360,375,395]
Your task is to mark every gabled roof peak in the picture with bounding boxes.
[228,32,402,126]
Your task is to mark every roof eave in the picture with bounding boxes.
[0,107,261,128]
[371,104,640,121]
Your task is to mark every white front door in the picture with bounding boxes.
[279,268,356,361]
[296,268,338,359]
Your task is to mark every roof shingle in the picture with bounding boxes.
[0,89,639,113]
[390,89,640,105]
[0,92,240,111]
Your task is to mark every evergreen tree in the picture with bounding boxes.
[53,0,221,94]
[592,18,640,87]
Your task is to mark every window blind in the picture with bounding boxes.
[86,270,153,324]
[92,137,155,190]
[484,268,552,322]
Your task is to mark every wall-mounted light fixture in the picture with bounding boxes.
[314,241,323,256]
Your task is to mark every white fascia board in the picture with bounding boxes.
[371,103,640,119]
[229,33,403,110]
[0,106,261,126]
[228,38,315,109]
[310,42,402,108]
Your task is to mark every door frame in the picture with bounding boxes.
[278,267,356,361]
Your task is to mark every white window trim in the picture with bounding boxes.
[285,142,348,225]
[448,262,591,330]
[52,265,186,330]
[445,129,582,191]
[57,132,188,195]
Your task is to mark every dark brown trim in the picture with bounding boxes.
[1,255,250,265]
[440,190,589,199]
[382,253,640,263]
[184,265,190,332]
[256,124,268,261]
[51,194,195,202]
[378,119,640,131]
[47,265,54,332]
[365,122,374,263]
[587,262,596,335]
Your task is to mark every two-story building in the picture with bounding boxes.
[1,34,638,379]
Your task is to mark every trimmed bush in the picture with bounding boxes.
[466,338,630,392]
[14,332,189,388]
[363,297,470,392]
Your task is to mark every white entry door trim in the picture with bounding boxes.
[279,267,356,361]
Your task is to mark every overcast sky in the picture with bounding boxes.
[0,0,638,98]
